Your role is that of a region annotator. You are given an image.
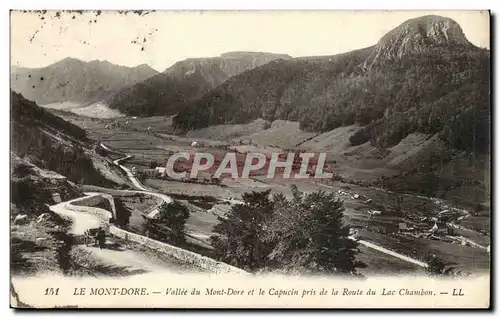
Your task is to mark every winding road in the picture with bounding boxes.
[44,143,186,275]
[49,194,105,235]
[108,148,172,218]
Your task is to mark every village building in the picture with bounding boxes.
[155,167,167,176]
[140,168,162,178]
[398,222,408,231]
[430,222,455,236]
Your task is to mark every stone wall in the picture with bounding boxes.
[109,226,248,275]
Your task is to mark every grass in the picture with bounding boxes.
[56,113,490,275]
[186,118,270,141]
[355,245,424,276]
[68,247,149,277]
[356,230,490,273]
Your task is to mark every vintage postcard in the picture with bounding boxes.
[9,10,491,309]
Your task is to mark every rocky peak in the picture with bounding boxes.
[363,15,472,69]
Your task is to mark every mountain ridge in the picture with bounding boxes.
[10,58,159,105]
[106,51,292,116]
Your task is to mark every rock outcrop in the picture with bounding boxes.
[363,15,473,69]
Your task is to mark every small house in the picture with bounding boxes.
[367,210,382,218]
[155,167,167,176]
[398,222,408,231]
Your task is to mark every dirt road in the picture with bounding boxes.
[79,246,188,273]
[49,194,103,235]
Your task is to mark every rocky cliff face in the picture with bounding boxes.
[11,152,83,208]
[363,15,473,69]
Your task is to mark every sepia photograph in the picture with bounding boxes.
[8,9,491,309]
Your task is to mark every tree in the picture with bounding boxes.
[265,185,364,275]
[10,180,35,207]
[113,198,132,228]
[95,145,108,157]
[211,190,274,272]
[156,201,190,243]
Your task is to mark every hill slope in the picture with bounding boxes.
[10,58,158,105]
[106,52,292,116]
[174,15,490,154]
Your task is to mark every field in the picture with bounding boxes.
[186,118,270,141]
[118,193,160,234]
[56,112,490,275]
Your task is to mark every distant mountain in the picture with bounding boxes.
[10,58,158,105]
[174,15,490,154]
[105,52,292,116]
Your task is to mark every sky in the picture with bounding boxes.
[10,10,490,72]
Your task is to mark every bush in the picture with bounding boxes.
[349,125,372,146]
[152,201,190,243]
[211,190,274,272]
[114,198,132,227]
